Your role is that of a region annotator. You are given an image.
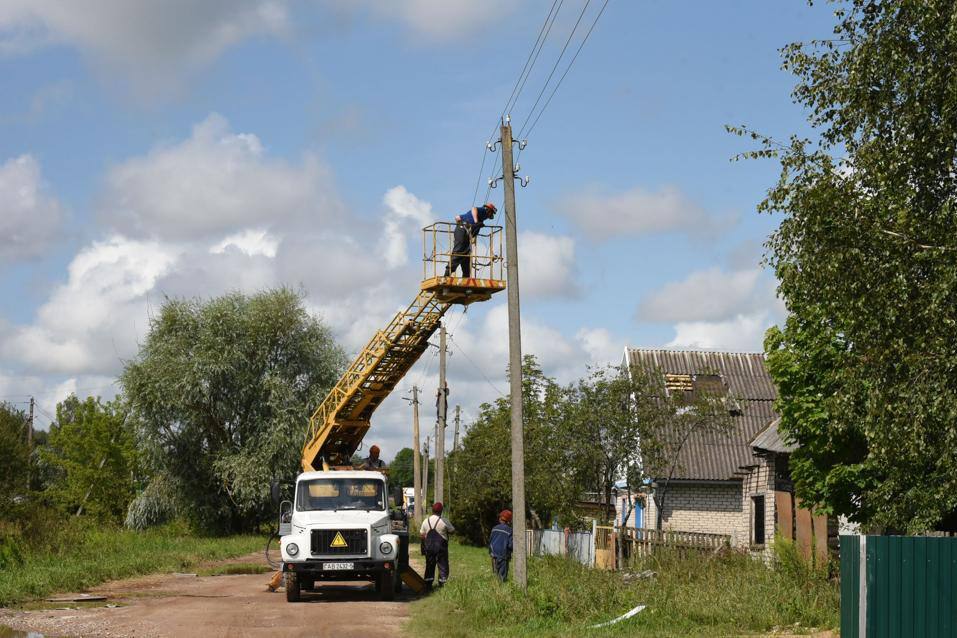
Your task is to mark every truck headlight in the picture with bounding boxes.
[286,542,299,557]
[379,541,393,555]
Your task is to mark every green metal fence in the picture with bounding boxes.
[840,535,957,637]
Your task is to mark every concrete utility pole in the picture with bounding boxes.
[436,323,447,506]
[500,117,527,588]
[412,386,423,526]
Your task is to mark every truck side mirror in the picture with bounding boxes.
[270,479,281,508]
[392,486,404,509]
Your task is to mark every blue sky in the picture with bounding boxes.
[0,0,836,458]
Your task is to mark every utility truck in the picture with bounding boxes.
[273,222,506,602]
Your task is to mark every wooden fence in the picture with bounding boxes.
[593,526,731,569]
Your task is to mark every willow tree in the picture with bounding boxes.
[122,288,344,533]
[743,0,957,532]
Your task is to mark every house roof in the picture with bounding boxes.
[750,417,795,454]
[624,348,778,482]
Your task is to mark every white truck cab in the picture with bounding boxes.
[277,470,409,602]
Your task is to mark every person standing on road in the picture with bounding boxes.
[420,502,455,590]
[489,509,513,582]
[445,202,497,278]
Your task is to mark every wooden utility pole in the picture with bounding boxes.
[436,323,447,506]
[501,117,527,587]
[422,435,430,508]
[453,405,461,453]
[27,396,34,452]
[27,397,34,487]
[412,386,423,526]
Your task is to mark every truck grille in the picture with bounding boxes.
[311,528,368,556]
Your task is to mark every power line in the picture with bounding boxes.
[503,0,565,118]
[520,0,612,144]
[518,0,595,139]
[447,333,506,398]
[471,0,564,205]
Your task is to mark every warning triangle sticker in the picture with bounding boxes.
[330,532,348,548]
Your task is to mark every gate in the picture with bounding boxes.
[840,535,956,637]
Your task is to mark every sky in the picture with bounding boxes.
[0,0,838,460]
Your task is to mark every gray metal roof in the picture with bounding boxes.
[750,417,796,454]
[625,348,778,481]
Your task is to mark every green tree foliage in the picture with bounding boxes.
[744,0,957,531]
[451,356,579,544]
[0,403,29,515]
[42,396,138,522]
[389,447,414,488]
[122,288,345,533]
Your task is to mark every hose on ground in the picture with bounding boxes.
[264,531,282,569]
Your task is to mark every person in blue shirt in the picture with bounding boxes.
[489,509,513,582]
[445,202,497,278]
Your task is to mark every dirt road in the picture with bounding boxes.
[1,554,418,638]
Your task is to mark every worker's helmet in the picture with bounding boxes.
[432,502,444,514]
[484,202,497,216]
[499,509,512,523]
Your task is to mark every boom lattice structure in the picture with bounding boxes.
[301,222,505,471]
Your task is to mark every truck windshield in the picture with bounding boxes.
[296,478,385,512]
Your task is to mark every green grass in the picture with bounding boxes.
[0,522,262,606]
[406,542,839,637]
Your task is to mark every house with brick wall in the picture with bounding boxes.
[622,348,799,554]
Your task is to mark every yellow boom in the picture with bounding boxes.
[301,222,505,471]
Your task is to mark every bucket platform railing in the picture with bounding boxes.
[420,222,506,305]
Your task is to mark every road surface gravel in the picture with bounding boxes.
[1,553,416,638]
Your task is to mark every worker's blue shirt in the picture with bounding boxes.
[489,522,513,559]
[457,206,494,232]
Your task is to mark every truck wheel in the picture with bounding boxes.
[285,573,301,602]
[379,570,395,601]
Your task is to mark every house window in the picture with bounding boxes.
[752,495,766,546]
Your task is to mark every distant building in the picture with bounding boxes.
[623,348,824,557]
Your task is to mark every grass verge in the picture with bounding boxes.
[0,523,262,607]
[406,542,839,637]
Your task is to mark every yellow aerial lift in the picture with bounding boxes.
[270,221,505,599]
[300,222,505,471]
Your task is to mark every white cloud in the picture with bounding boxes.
[576,327,625,367]
[99,114,342,240]
[380,185,433,268]
[0,154,63,263]
[2,236,178,375]
[518,232,579,298]
[665,313,774,353]
[211,229,279,258]
[345,0,513,41]
[638,267,766,323]
[0,1,288,93]
[557,185,734,241]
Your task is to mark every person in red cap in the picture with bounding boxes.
[420,501,455,590]
[489,509,514,582]
[359,444,385,471]
[445,202,497,278]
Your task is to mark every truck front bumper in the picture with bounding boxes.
[283,559,394,579]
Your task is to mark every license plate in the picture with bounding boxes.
[323,562,354,571]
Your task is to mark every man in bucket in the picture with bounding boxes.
[445,202,497,278]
